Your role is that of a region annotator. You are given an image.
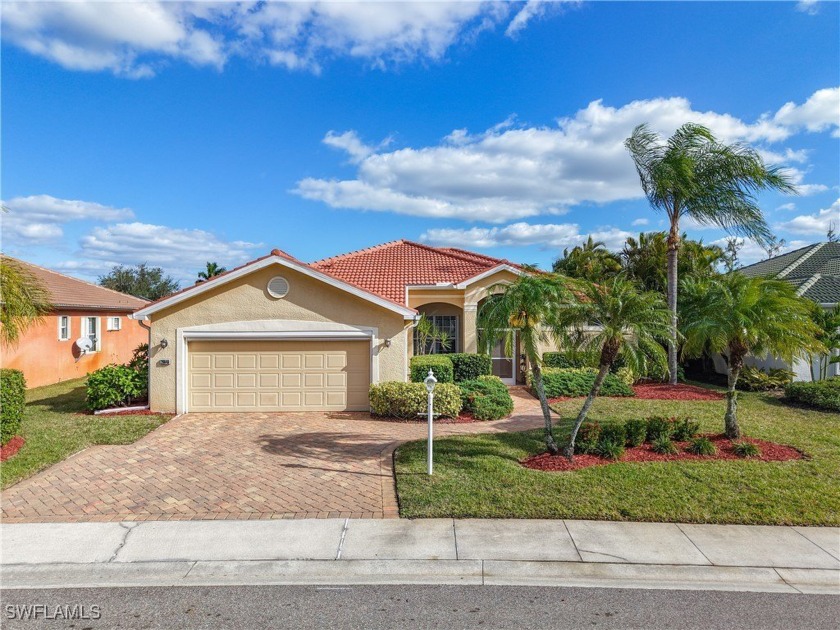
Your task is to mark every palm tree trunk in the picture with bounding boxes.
[562,363,611,460]
[725,354,743,439]
[531,363,559,454]
[666,224,680,385]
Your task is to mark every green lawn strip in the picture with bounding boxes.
[1,378,170,489]
[394,390,840,525]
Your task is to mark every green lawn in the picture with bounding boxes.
[394,388,840,525]
[1,378,171,489]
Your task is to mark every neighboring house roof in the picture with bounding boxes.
[311,240,523,304]
[1,256,148,311]
[738,242,840,304]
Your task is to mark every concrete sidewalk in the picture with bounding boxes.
[2,519,838,594]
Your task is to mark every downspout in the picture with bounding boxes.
[404,314,422,381]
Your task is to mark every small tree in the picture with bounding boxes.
[197,262,227,282]
[555,275,671,459]
[99,263,179,301]
[681,274,823,438]
[807,304,840,381]
[0,257,52,346]
[479,274,573,454]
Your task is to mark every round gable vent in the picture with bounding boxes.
[267,276,289,299]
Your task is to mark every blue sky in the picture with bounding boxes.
[2,1,838,284]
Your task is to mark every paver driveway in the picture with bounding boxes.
[1,389,545,522]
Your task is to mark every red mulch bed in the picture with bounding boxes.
[548,382,724,404]
[0,436,25,462]
[522,434,803,472]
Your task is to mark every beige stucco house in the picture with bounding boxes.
[132,241,543,413]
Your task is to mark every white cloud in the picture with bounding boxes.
[1,194,134,243]
[631,218,649,226]
[1,1,545,77]
[75,222,263,281]
[776,198,840,236]
[780,167,829,196]
[774,87,840,137]
[506,1,579,37]
[796,0,820,15]
[776,202,797,212]
[294,92,823,222]
[420,221,632,251]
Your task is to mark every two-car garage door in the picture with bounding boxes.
[188,340,370,412]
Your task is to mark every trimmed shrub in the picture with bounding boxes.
[575,422,601,455]
[459,376,513,421]
[673,417,701,441]
[597,424,626,460]
[0,369,26,446]
[449,353,492,382]
[86,364,146,411]
[369,382,462,419]
[535,368,634,398]
[738,366,794,392]
[784,378,840,412]
[615,366,636,386]
[596,439,625,460]
[624,418,647,447]
[409,355,454,384]
[687,436,717,456]
[646,416,675,442]
[733,441,761,458]
[543,352,584,369]
[652,435,678,455]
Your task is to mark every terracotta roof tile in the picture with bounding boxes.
[1,256,148,311]
[311,240,518,304]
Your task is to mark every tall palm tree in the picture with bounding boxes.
[625,123,795,384]
[553,236,622,282]
[555,275,671,460]
[0,257,52,346]
[197,261,227,282]
[681,274,823,439]
[478,274,573,454]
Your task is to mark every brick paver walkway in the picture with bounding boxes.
[1,388,546,522]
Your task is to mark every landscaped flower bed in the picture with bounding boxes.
[0,435,25,462]
[522,434,803,472]
[548,382,724,403]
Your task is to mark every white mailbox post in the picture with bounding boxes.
[424,369,437,475]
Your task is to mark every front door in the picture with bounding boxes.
[490,333,516,385]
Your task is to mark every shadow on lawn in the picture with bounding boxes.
[26,385,87,414]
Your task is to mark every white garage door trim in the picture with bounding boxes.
[175,321,380,413]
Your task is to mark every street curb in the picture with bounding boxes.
[2,560,838,594]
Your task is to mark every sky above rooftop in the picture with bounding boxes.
[2,0,838,284]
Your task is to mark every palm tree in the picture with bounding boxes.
[0,257,52,346]
[681,274,823,439]
[555,275,671,460]
[553,236,622,282]
[625,123,795,384]
[808,304,840,381]
[197,261,227,282]
[478,274,573,454]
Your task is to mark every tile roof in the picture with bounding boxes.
[310,240,520,304]
[1,256,149,311]
[737,242,840,304]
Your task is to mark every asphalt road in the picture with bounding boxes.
[2,585,838,629]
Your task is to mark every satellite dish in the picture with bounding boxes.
[76,337,93,353]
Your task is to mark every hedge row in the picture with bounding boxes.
[409,353,492,384]
[369,382,462,419]
[533,367,634,398]
[86,343,149,411]
[785,378,840,412]
[0,369,26,446]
